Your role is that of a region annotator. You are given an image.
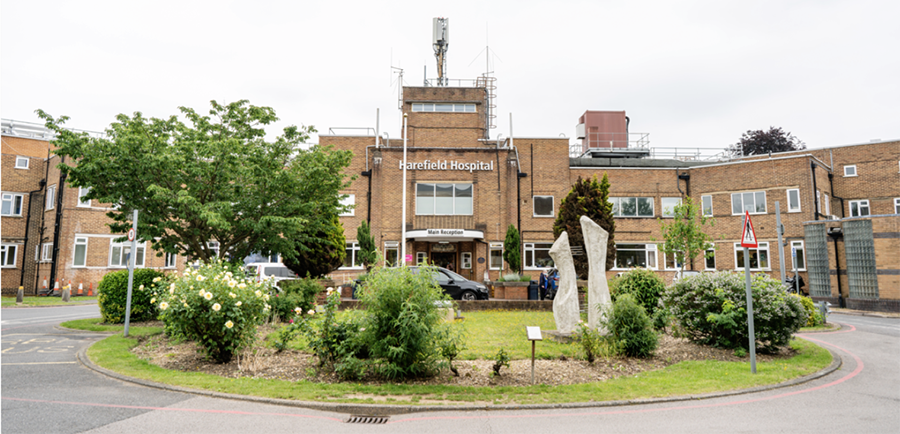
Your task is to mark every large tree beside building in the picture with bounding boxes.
[553,173,616,278]
[728,127,805,157]
[37,100,354,264]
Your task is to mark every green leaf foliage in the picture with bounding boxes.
[503,224,522,273]
[657,196,716,272]
[356,221,377,271]
[97,269,166,323]
[282,215,346,278]
[269,278,323,322]
[608,267,666,316]
[36,100,353,264]
[553,173,616,278]
[602,293,658,358]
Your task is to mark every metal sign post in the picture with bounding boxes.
[526,326,542,384]
[123,210,138,337]
[740,211,758,374]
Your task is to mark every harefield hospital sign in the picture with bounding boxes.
[399,160,494,173]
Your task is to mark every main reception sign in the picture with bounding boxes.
[399,160,494,173]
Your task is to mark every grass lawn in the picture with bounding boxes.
[66,310,834,406]
[2,295,98,308]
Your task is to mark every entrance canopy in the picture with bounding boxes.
[406,229,484,242]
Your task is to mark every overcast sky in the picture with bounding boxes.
[3,1,898,156]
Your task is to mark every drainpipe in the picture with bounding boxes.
[827,173,846,218]
[48,156,66,291]
[810,161,819,221]
[20,180,47,292]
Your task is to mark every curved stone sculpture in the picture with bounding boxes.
[549,231,580,334]
[581,215,611,331]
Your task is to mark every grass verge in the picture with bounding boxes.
[2,296,98,308]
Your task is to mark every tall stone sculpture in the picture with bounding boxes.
[581,216,611,331]
[549,231,580,334]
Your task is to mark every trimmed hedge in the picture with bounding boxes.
[97,269,166,323]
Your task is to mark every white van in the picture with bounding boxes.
[244,262,299,286]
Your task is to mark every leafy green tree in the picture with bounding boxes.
[503,224,522,273]
[283,215,346,278]
[728,127,805,157]
[657,196,716,272]
[37,100,353,263]
[357,220,377,271]
[553,173,616,278]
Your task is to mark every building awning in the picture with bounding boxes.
[406,229,484,242]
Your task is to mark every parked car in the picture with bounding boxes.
[244,262,299,287]
[409,266,490,301]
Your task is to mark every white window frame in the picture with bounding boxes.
[663,249,684,270]
[41,243,53,262]
[2,193,24,216]
[704,248,716,270]
[416,251,427,265]
[786,189,801,213]
[207,241,220,258]
[894,198,900,214]
[339,194,355,217]
[661,197,682,218]
[489,242,503,270]
[790,240,806,271]
[164,252,177,269]
[341,242,363,269]
[384,241,399,267]
[731,191,767,215]
[1,243,18,267]
[77,187,91,208]
[843,165,857,177]
[533,195,554,217]
[461,252,472,269]
[610,197,655,217]
[46,185,56,210]
[824,193,831,215]
[109,241,146,268]
[411,103,476,113]
[613,244,658,270]
[15,156,29,169]
[701,195,713,217]
[415,183,474,216]
[523,242,554,269]
[733,242,770,271]
[73,237,88,267]
[849,199,870,217]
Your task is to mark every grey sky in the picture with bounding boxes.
[3,0,898,154]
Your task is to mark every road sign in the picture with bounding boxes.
[127,228,136,241]
[740,211,758,248]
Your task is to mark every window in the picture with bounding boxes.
[339,194,355,216]
[734,242,770,270]
[524,242,554,269]
[705,248,716,270]
[489,242,503,270]
[816,190,821,213]
[615,244,657,269]
[664,249,684,270]
[342,242,362,268]
[701,195,713,217]
[416,183,473,215]
[823,193,831,215]
[843,165,857,177]
[894,198,900,214]
[78,187,91,207]
[790,241,806,271]
[384,242,399,267]
[849,200,870,217]
[461,252,472,269]
[165,252,177,268]
[610,197,654,217]
[533,196,554,217]
[1,244,18,267]
[15,156,29,169]
[786,189,801,212]
[416,251,427,265]
[41,243,53,262]
[46,185,56,210]
[411,103,476,113]
[661,197,682,218]
[731,191,766,215]
[73,237,88,267]
[207,241,220,258]
[2,193,24,216]
[109,242,145,267]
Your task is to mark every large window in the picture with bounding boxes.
[78,187,91,207]
[849,200,870,217]
[339,194,355,216]
[412,103,476,113]
[73,237,88,267]
[2,193,24,216]
[734,242,770,270]
[701,195,713,217]
[705,248,716,270]
[342,242,362,269]
[615,244,657,269]
[384,242,399,267]
[524,242,554,269]
[15,156,29,169]
[786,189,801,212]
[533,196,554,217]
[790,241,806,271]
[731,191,766,215]
[109,242,145,267]
[1,244,18,267]
[46,185,56,210]
[416,183,473,215]
[664,249,684,270]
[661,197,682,218]
[489,242,503,270]
[610,197,654,217]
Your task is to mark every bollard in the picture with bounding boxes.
[818,301,828,324]
[16,286,24,304]
[61,285,71,302]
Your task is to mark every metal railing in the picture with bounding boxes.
[326,127,376,136]
[2,118,105,140]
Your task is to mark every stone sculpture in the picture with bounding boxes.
[581,215,611,331]
[549,231,580,334]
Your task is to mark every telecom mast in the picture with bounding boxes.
[433,18,449,86]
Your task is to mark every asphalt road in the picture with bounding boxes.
[2,307,898,434]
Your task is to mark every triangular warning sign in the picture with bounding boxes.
[741,211,758,248]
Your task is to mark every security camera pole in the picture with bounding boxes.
[740,210,758,374]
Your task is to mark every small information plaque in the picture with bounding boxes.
[526,326,543,341]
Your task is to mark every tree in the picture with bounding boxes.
[553,174,616,278]
[728,127,805,157]
[503,224,522,274]
[283,215,346,278]
[37,100,354,264]
[356,220,377,271]
[657,196,716,272]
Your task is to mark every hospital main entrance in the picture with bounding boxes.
[430,251,456,271]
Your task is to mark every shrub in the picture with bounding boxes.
[270,278,323,322]
[577,321,621,363]
[662,272,806,352]
[608,268,666,316]
[97,269,166,323]
[492,348,510,376]
[155,261,268,363]
[795,294,824,327]
[603,293,658,358]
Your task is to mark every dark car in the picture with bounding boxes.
[409,266,490,301]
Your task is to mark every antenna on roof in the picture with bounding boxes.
[433,17,449,86]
